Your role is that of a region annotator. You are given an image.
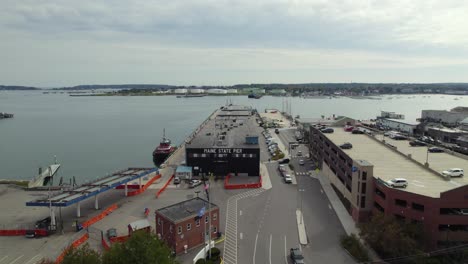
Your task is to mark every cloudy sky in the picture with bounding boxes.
[1,0,468,86]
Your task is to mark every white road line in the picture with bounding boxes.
[9,255,24,264]
[24,255,42,264]
[0,256,8,263]
[269,234,272,264]
[328,204,332,210]
[253,233,258,264]
[284,235,288,264]
[240,232,243,240]
[239,210,242,216]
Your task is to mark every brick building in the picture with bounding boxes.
[155,198,219,254]
[309,125,468,249]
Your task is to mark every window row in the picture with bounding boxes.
[189,153,257,158]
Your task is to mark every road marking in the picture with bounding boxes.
[284,235,287,264]
[0,256,8,263]
[9,255,24,264]
[240,232,243,240]
[328,204,332,210]
[253,233,258,264]
[24,255,42,264]
[269,234,272,264]
[239,210,242,216]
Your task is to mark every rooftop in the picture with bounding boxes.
[382,118,420,126]
[187,106,260,149]
[324,128,468,198]
[156,197,218,223]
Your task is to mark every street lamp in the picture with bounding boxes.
[299,189,305,224]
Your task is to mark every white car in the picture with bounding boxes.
[299,160,305,165]
[442,168,464,177]
[387,178,408,188]
[284,175,292,183]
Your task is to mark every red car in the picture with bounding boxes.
[344,125,354,132]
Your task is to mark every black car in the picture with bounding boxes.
[351,129,364,134]
[290,248,305,264]
[339,142,353,149]
[428,147,444,153]
[274,128,279,134]
[35,216,52,229]
[409,140,426,147]
[278,158,290,164]
[320,127,334,133]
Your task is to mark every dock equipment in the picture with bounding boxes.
[26,167,158,218]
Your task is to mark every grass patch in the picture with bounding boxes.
[340,234,370,262]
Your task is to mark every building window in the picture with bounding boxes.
[362,171,367,181]
[178,226,182,234]
[361,182,366,194]
[375,188,386,199]
[374,202,384,212]
[412,203,425,212]
[395,199,407,207]
[360,196,366,208]
[201,153,207,158]
[196,218,200,227]
[213,226,217,233]
[205,215,209,223]
[193,153,199,157]
[187,223,191,231]
[213,213,217,221]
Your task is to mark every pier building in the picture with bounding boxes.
[186,105,260,177]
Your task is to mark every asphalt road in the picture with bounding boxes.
[234,128,354,264]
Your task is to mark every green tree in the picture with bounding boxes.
[102,231,178,264]
[61,244,101,264]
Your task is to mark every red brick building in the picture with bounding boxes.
[309,125,468,249]
[155,198,219,254]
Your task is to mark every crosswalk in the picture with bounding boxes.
[295,171,311,176]
[223,189,265,264]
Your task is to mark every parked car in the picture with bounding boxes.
[275,128,280,134]
[409,140,426,147]
[284,175,292,183]
[351,129,364,134]
[344,125,354,132]
[392,134,408,140]
[299,160,305,166]
[297,150,302,156]
[428,147,444,153]
[25,230,36,238]
[290,247,305,264]
[278,164,287,173]
[189,179,202,188]
[442,168,464,177]
[107,228,117,239]
[173,176,181,185]
[279,158,290,164]
[339,142,353,149]
[320,127,334,133]
[387,178,408,188]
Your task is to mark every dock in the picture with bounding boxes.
[0,112,14,119]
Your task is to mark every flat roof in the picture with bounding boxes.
[187,106,260,149]
[26,168,158,207]
[324,129,468,198]
[382,118,420,126]
[176,166,192,173]
[156,197,218,223]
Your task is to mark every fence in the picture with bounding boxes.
[127,174,161,196]
[81,203,118,228]
[156,174,174,198]
[224,174,262,189]
[55,230,89,264]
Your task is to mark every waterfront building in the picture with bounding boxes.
[189,88,205,94]
[309,126,468,249]
[186,105,260,177]
[226,89,238,94]
[174,88,188,94]
[155,198,219,254]
[377,118,420,135]
[421,107,468,126]
[206,89,227,94]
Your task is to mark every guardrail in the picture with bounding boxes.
[55,231,89,264]
[156,174,174,198]
[224,174,262,189]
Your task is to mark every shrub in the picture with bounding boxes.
[208,247,221,258]
[340,234,369,262]
[195,259,206,264]
[277,153,285,159]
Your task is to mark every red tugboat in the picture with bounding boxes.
[152,129,176,165]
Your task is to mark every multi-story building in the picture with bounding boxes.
[155,198,219,254]
[309,126,468,249]
[186,105,260,177]
[421,107,468,126]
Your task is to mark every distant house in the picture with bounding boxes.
[155,198,219,254]
[206,89,227,94]
[378,118,420,135]
[128,219,151,236]
[189,89,205,94]
[422,107,468,126]
[174,88,188,94]
[227,89,238,94]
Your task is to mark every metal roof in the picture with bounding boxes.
[176,166,193,173]
[26,167,158,207]
[156,197,218,223]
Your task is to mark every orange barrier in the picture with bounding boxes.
[81,203,118,228]
[127,174,161,197]
[224,174,262,189]
[110,235,130,243]
[156,174,174,198]
[0,228,48,236]
[102,237,110,250]
[55,232,89,264]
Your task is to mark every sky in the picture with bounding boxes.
[1,0,468,87]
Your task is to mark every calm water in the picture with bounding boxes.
[1,91,467,182]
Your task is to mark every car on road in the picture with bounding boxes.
[107,228,117,239]
[290,247,305,264]
[351,129,364,134]
[189,179,202,188]
[284,174,292,183]
[442,168,464,177]
[173,176,181,185]
[387,178,408,188]
[299,159,305,165]
[297,150,302,156]
[275,128,279,134]
[409,140,427,147]
[279,158,290,164]
[339,142,353,149]
[320,127,334,133]
[428,147,444,153]
[278,164,287,173]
